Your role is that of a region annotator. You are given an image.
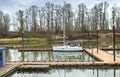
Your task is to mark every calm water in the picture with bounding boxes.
[10,67,120,77]
[6,49,95,62]
[7,49,120,77]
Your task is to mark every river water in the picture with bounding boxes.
[6,49,94,62]
[6,49,120,77]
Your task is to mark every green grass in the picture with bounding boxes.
[0,33,120,49]
[0,37,51,49]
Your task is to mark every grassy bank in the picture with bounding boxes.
[0,32,120,49]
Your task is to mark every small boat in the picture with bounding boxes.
[52,41,83,52]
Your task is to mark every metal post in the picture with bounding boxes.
[113,26,115,62]
[91,47,94,64]
[88,31,90,48]
[22,31,24,61]
[97,30,98,53]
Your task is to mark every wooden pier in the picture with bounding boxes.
[100,48,120,50]
[19,48,52,51]
[6,48,120,66]
[6,61,120,67]
[84,48,120,62]
[0,64,20,77]
[20,64,50,69]
[18,48,120,51]
[1,48,120,76]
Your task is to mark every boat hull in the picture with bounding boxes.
[52,46,83,52]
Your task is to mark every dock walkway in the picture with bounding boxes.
[1,48,120,76]
[0,64,20,77]
[20,64,50,69]
[84,48,120,62]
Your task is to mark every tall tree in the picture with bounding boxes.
[3,13,10,34]
[102,2,109,30]
[64,3,74,39]
[16,10,24,33]
[30,5,39,32]
[78,3,87,32]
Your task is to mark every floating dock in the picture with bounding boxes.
[18,48,120,51]
[0,64,20,77]
[6,61,120,67]
[19,48,52,51]
[1,48,120,76]
[20,64,50,69]
[100,48,120,50]
[84,48,120,62]
[7,48,120,66]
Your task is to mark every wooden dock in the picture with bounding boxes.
[6,48,120,66]
[100,48,120,50]
[84,48,120,62]
[1,48,120,76]
[19,48,52,51]
[20,64,50,69]
[18,47,120,51]
[0,64,20,77]
[6,61,120,67]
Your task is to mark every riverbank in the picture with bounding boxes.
[0,32,120,49]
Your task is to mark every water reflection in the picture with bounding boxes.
[10,67,120,77]
[7,49,94,62]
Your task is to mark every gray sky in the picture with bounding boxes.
[0,0,120,15]
[0,0,120,31]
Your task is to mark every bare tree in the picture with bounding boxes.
[102,2,109,30]
[24,8,31,32]
[3,13,10,34]
[30,5,39,32]
[78,3,87,32]
[16,10,24,33]
[54,5,63,34]
[0,10,4,36]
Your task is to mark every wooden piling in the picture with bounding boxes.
[97,30,98,53]
[88,31,90,48]
[113,26,115,62]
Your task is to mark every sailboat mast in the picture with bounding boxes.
[63,1,66,46]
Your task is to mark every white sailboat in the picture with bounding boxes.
[52,6,83,52]
[52,41,83,52]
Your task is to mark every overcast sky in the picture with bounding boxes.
[0,0,120,15]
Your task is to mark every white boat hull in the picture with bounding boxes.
[52,46,83,52]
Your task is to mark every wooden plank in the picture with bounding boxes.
[0,64,20,77]
[20,64,50,69]
[6,61,120,66]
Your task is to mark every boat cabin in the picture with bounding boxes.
[68,41,82,47]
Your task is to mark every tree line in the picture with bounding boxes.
[0,2,120,37]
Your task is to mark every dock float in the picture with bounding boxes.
[20,64,50,69]
[6,61,120,66]
[19,48,52,51]
[0,64,20,77]
[100,48,120,50]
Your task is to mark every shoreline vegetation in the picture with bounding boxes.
[0,32,120,49]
